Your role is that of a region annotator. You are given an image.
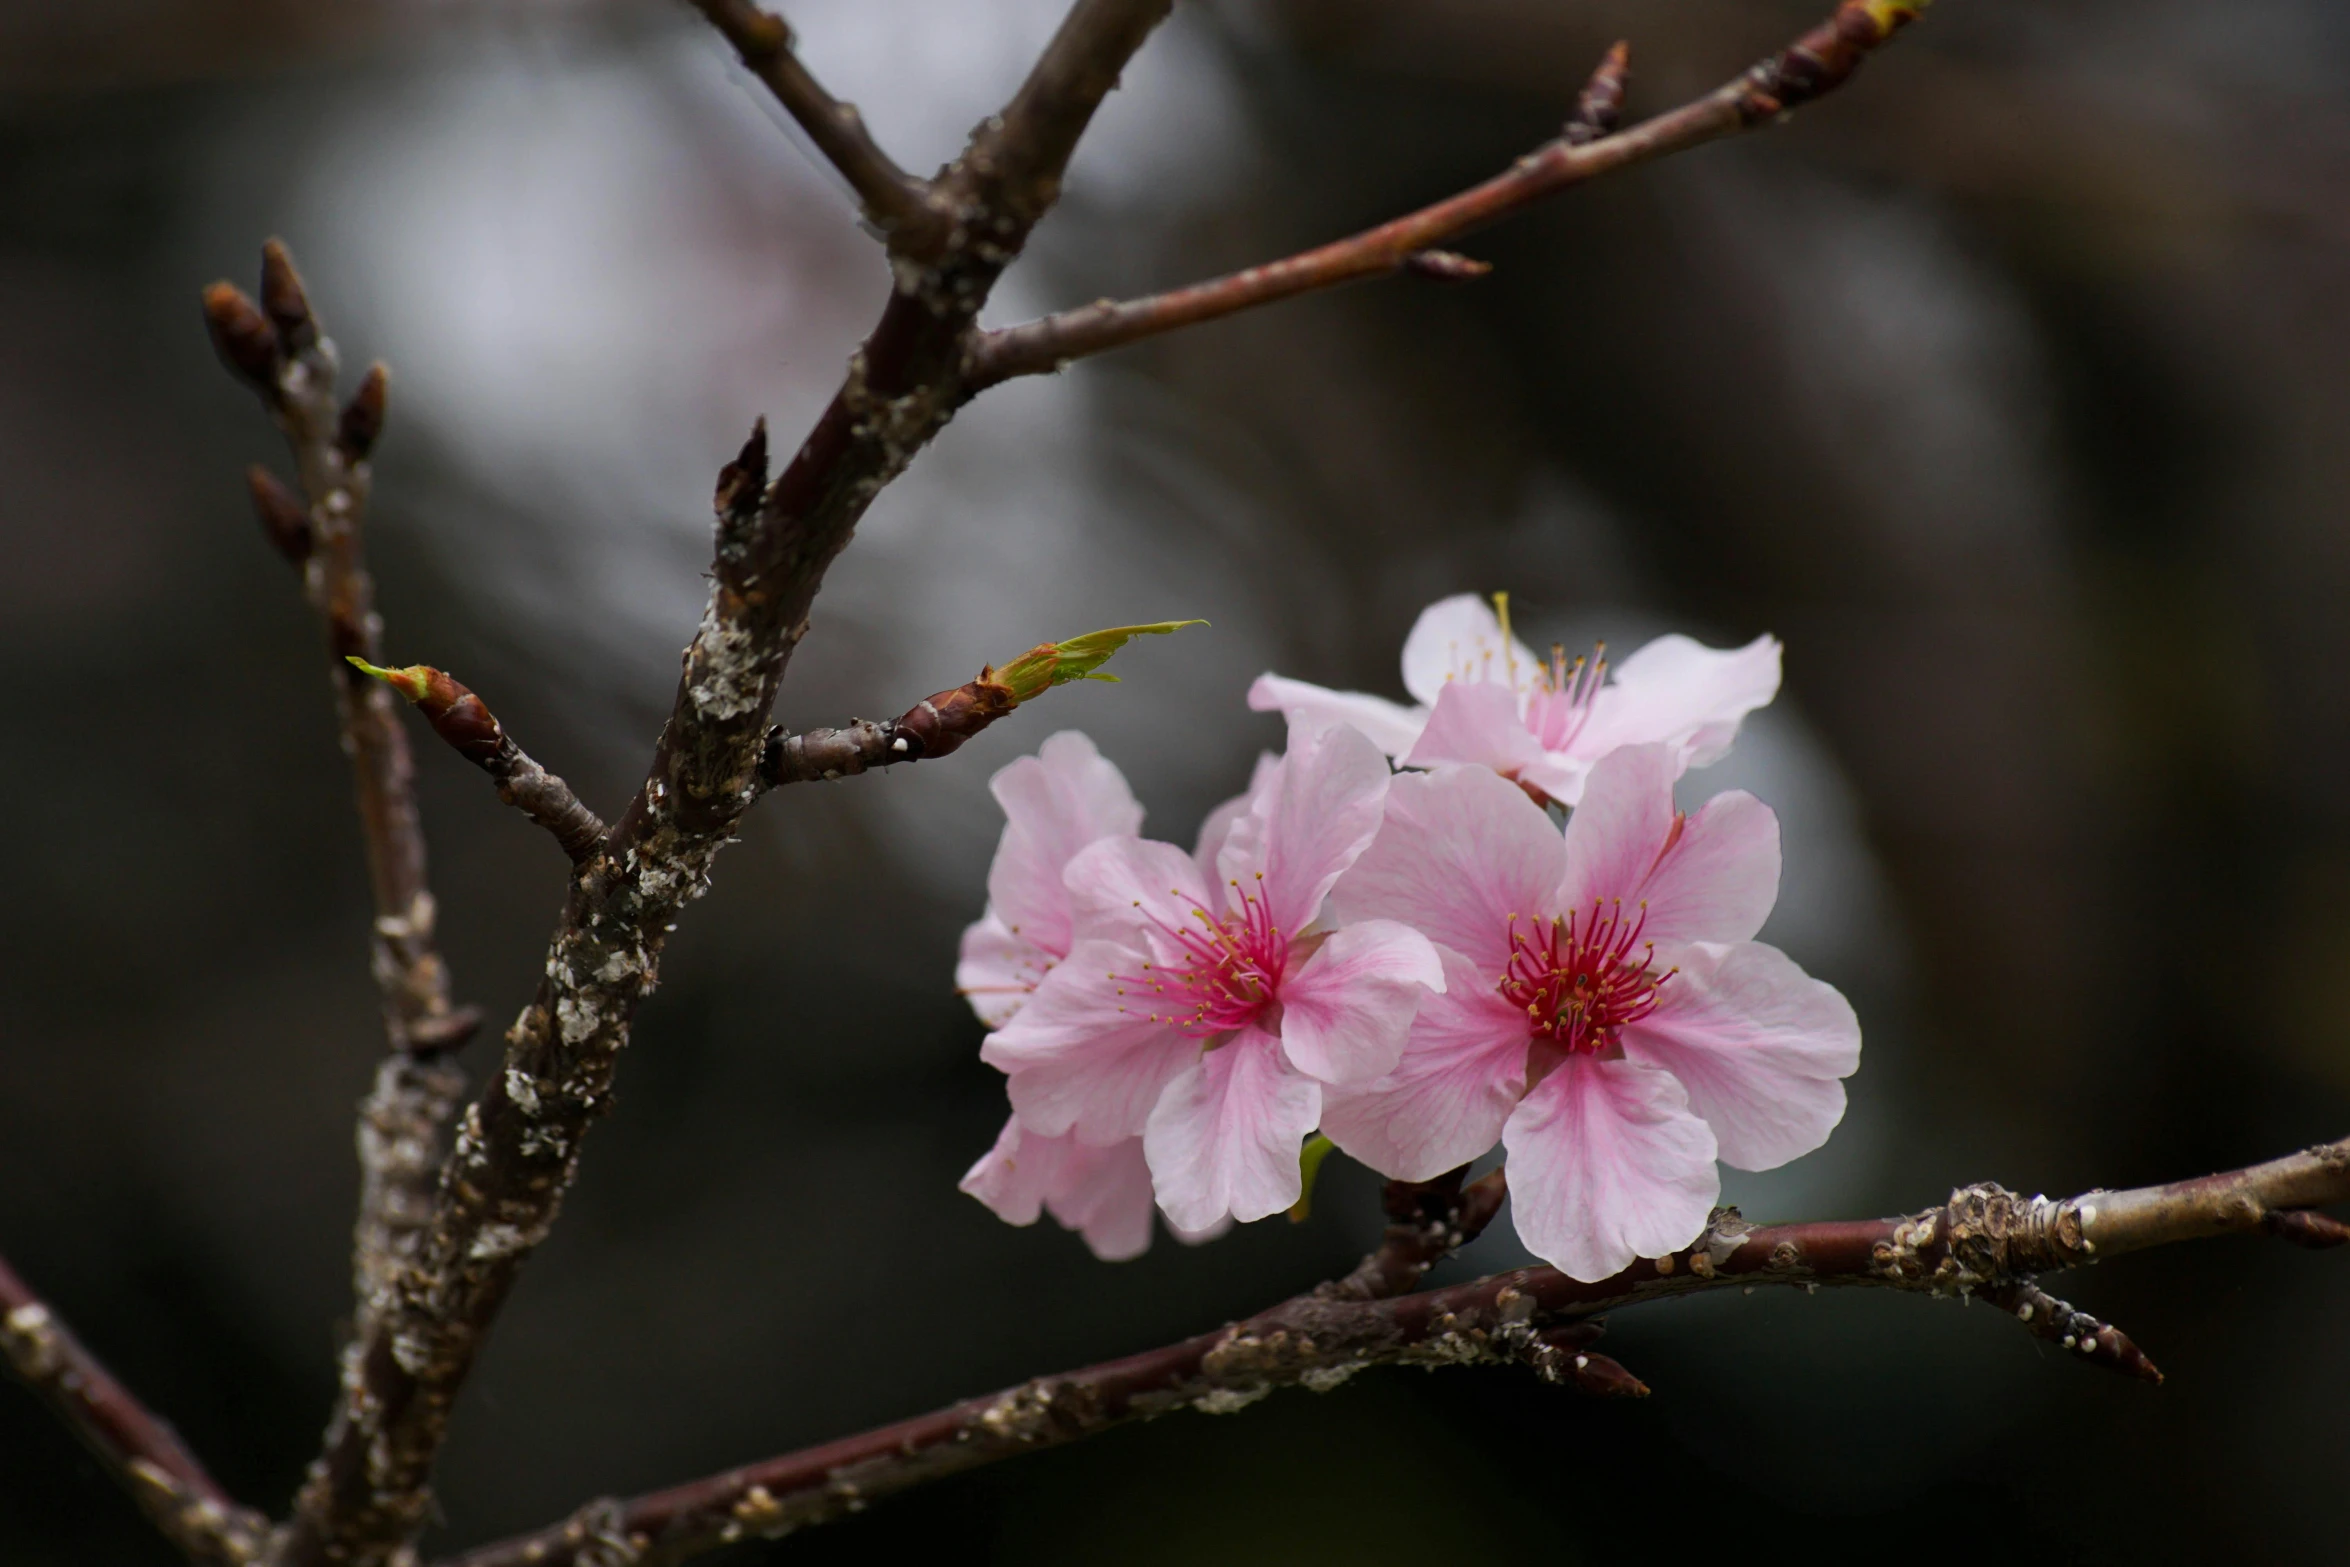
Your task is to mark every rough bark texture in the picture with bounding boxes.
[0,1254,271,1565]
[435,1138,2350,1567]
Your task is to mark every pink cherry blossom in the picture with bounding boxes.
[1249,592,1781,805]
[1322,745,1859,1282]
[981,722,1445,1234]
[958,1116,1232,1262]
[955,730,1144,1027]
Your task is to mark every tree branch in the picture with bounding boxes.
[0,1253,270,1565]
[966,0,1928,388]
[203,246,478,1348]
[684,0,945,249]
[433,1136,2349,1567]
[272,8,1181,1563]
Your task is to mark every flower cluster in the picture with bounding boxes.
[957,594,1859,1281]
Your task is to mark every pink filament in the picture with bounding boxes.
[1116,879,1286,1038]
[1521,642,1606,752]
[1499,898,1669,1055]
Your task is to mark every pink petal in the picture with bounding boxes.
[1402,681,1550,779]
[1193,751,1281,879]
[958,1113,1056,1227]
[980,940,1191,1144]
[1399,593,1539,708]
[1042,1136,1160,1262]
[1634,789,1781,947]
[1502,1054,1719,1282]
[1622,940,1859,1171]
[985,731,1145,956]
[1247,673,1425,760]
[1143,1027,1323,1231]
[1275,919,1443,1085]
[1556,743,1678,913]
[1573,632,1781,770]
[1239,720,1395,935]
[1331,765,1566,974]
[1065,836,1218,958]
[1320,946,1530,1181]
[955,911,1051,1028]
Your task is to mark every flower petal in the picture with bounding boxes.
[1574,633,1781,770]
[1331,764,1567,973]
[1556,743,1678,914]
[1193,751,1281,878]
[1635,789,1781,947]
[1247,673,1425,759]
[1623,940,1859,1171]
[1503,1054,1718,1282]
[980,940,1191,1143]
[1399,593,1540,708]
[1143,1027,1322,1231]
[1403,681,1551,780]
[955,911,1052,1028]
[1042,1136,1160,1262]
[1229,720,1393,935]
[958,1113,1055,1227]
[1320,946,1529,1181]
[1065,836,1218,958]
[986,731,1145,956]
[1276,919,1443,1085]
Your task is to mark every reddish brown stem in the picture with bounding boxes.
[965,0,1928,388]
[434,1139,2348,1567]
[1,1253,269,1565]
[357,662,609,862]
[685,0,945,248]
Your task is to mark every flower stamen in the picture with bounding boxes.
[1499,899,1672,1055]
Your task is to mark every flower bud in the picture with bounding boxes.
[246,465,311,564]
[202,281,280,389]
[338,362,389,463]
[259,238,318,352]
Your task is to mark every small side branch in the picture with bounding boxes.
[350,661,609,863]
[203,243,478,1328]
[1,1253,270,1565]
[434,1135,2348,1567]
[685,0,943,247]
[966,0,1927,387]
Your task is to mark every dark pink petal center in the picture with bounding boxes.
[1499,898,1672,1056]
[1114,879,1288,1039]
[1520,642,1607,751]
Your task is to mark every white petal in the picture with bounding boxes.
[1247,673,1425,759]
[1402,681,1550,780]
[1503,1054,1718,1282]
[1573,633,1781,770]
[1399,593,1541,708]
[1331,765,1566,974]
[1623,940,1859,1171]
[984,731,1145,957]
[1143,1028,1322,1232]
[1320,946,1529,1181]
[1275,919,1442,1085]
[955,910,1053,1029]
[980,941,1192,1144]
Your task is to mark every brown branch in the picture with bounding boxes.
[684,0,945,249]
[204,245,479,1347]
[350,660,609,863]
[272,8,1180,1564]
[965,0,1928,388]
[434,1136,2349,1567]
[0,1253,270,1565]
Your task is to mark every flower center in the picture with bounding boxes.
[1115,877,1287,1039]
[1521,641,1606,752]
[1499,900,1671,1055]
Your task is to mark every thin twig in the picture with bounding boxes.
[432,1136,2350,1567]
[203,246,478,1338]
[685,0,944,248]
[966,0,1928,388]
[271,9,1181,1564]
[349,661,609,863]
[0,1253,271,1565]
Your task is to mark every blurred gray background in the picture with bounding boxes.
[5,0,2347,1561]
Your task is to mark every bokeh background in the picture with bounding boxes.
[6,0,2348,1560]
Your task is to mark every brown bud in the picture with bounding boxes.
[338,362,389,462]
[2267,1208,2350,1249]
[348,659,508,766]
[893,679,1019,760]
[1561,1349,1649,1398]
[258,238,318,352]
[1566,40,1631,145]
[202,282,280,389]
[1402,250,1493,283]
[245,465,312,564]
